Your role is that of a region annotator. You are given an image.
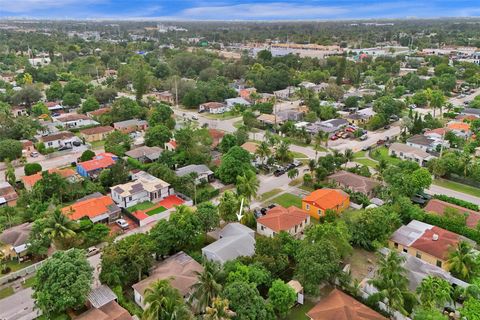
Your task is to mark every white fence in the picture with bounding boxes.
[0,259,47,286]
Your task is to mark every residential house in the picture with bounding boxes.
[21,140,35,156]
[275,110,304,122]
[302,189,350,219]
[406,134,444,152]
[87,107,111,118]
[202,223,256,264]
[208,129,224,149]
[40,131,79,149]
[45,101,63,112]
[257,113,282,126]
[77,286,133,320]
[345,108,376,125]
[0,182,18,207]
[256,93,275,103]
[239,88,256,101]
[389,220,471,270]
[388,143,436,166]
[53,113,98,129]
[327,170,380,197]
[306,119,349,135]
[240,141,260,154]
[77,152,118,178]
[132,251,203,309]
[460,108,480,118]
[11,106,28,117]
[175,164,214,184]
[61,192,121,224]
[424,128,446,140]
[257,205,310,238]
[446,121,472,139]
[125,146,162,163]
[273,86,297,100]
[113,119,148,134]
[164,139,177,151]
[198,102,228,114]
[225,97,251,108]
[306,289,387,320]
[111,171,172,208]
[0,223,32,259]
[80,126,114,142]
[145,90,175,105]
[425,199,480,229]
[22,168,78,191]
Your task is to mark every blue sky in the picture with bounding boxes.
[0,0,479,20]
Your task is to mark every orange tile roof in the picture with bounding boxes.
[61,195,116,221]
[303,189,349,211]
[307,289,386,320]
[22,168,77,188]
[257,205,309,232]
[78,153,116,172]
[447,122,471,132]
[411,226,460,261]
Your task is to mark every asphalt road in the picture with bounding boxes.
[426,185,480,206]
[0,288,41,320]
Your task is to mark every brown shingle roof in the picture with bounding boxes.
[328,170,380,195]
[307,289,386,320]
[40,131,75,143]
[0,181,18,202]
[80,126,114,135]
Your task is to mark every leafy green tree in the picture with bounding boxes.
[416,276,452,310]
[255,141,271,165]
[32,171,68,202]
[145,124,172,147]
[64,79,87,96]
[0,139,23,160]
[222,281,275,320]
[93,87,117,104]
[62,92,81,107]
[46,81,63,101]
[460,297,480,320]
[109,97,145,123]
[31,102,49,117]
[268,279,296,318]
[11,85,42,107]
[143,279,192,320]
[24,163,42,176]
[446,241,479,282]
[5,160,16,187]
[98,159,129,188]
[44,209,78,246]
[33,249,92,316]
[104,130,132,156]
[190,260,222,314]
[218,191,240,222]
[413,308,448,320]
[217,146,254,184]
[149,103,175,129]
[205,297,234,320]
[79,150,95,162]
[131,57,152,101]
[81,96,100,113]
[196,202,220,233]
[219,134,237,153]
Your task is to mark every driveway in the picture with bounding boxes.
[0,288,41,320]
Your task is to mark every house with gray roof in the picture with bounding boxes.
[306,118,349,135]
[0,222,32,259]
[202,223,255,264]
[175,164,214,185]
[389,142,436,167]
[125,146,162,163]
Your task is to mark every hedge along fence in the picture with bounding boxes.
[433,194,479,211]
[421,213,480,244]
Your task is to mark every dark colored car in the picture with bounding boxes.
[384,125,391,129]
[376,139,386,145]
[273,169,285,177]
[72,141,81,147]
[267,204,276,209]
[58,145,73,151]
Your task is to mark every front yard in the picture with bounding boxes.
[145,206,167,216]
[267,193,303,208]
[128,201,156,212]
[0,287,13,300]
[370,147,401,166]
[203,111,239,120]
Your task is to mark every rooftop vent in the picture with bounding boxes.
[432,234,439,241]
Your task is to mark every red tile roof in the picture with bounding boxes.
[303,189,349,211]
[411,226,460,260]
[78,153,116,172]
[62,195,116,221]
[425,199,480,229]
[257,205,309,232]
[22,168,77,188]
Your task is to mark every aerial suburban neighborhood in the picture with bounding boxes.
[1,7,480,320]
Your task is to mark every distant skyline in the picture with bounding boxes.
[0,0,479,20]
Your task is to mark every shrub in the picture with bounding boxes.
[433,194,479,211]
[24,163,42,176]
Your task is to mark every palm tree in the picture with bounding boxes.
[44,209,78,243]
[236,170,259,205]
[287,168,299,180]
[308,159,316,173]
[275,141,291,163]
[189,261,222,313]
[446,241,478,282]
[343,149,354,168]
[255,141,271,165]
[143,279,192,320]
[416,276,452,310]
[204,298,234,320]
[376,159,388,176]
[460,152,472,177]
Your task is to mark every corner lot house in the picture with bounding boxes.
[132,252,203,309]
[202,223,256,264]
[302,189,350,219]
[0,182,18,207]
[389,220,471,270]
[198,102,228,114]
[113,119,148,134]
[111,171,172,208]
[257,205,310,238]
[225,97,251,108]
[388,143,436,167]
[80,126,114,142]
[175,164,214,184]
[0,223,32,259]
[61,192,121,224]
[77,152,118,178]
[40,131,78,149]
[327,170,380,197]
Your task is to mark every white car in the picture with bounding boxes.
[115,219,129,230]
[191,115,199,120]
[30,151,39,158]
[86,246,100,257]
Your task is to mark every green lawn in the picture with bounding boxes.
[89,140,105,149]
[128,201,155,212]
[204,112,239,120]
[353,151,367,159]
[370,147,401,165]
[145,206,167,216]
[5,260,35,273]
[267,193,302,208]
[433,179,480,198]
[0,287,14,300]
[354,158,379,168]
[286,299,316,320]
[258,188,282,202]
[22,276,36,288]
[291,151,308,159]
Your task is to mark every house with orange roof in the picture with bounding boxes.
[164,139,177,151]
[257,205,310,238]
[447,121,472,139]
[77,152,118,178]
[302,189,350,219]
[22,168,79,190]
[61,192,121,224]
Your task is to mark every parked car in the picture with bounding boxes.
[191,115,199,120]
[383,125,391,129]
[341,132,351,139]
[409,104,417,109]
[330,135,339,141]
[345,127,356,133]
[86,246,100,257]
[376,139,386,145]
[273,169,285,177]
[389,115,399,122]
[58,145,73,151]
[359,135,368,141]
[267,204,276,209]
[30,151,39,158]
[52,112,61,117]
[286,163,296,170]
[293,160,301,167]
[72,141,81,147]
[115,219,129,230]
[361,145,371,151]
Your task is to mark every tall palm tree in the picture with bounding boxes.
[204,298,234,320]
[446,241,478,282]
[236,170,259,205]
[255,141,271,165]
[343,149,354,168]
[143,279,192,320]
[308,159,316,173]
[43,209,78,243]
[287,168,299,180]
[416,276,452,310]
[275,141,291,163]
[189,261,222,313]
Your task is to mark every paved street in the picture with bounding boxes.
[448,87,480,106]
[0,288,41,320]
[426,184,480,206]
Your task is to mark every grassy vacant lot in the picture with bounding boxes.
[145,206,167,216]
[268,193,302,208]
[343,248,378,281]
[258,188,283,202]
[433,179,480,198]
[0,287,13,300]
[89,140,105,149]
[128,201,155,212]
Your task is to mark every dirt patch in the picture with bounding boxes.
[344,248,378,280]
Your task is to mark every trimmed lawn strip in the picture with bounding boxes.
[286,299,316,320]
[353,158,378,168]
[204,112,239,120]
[5,260,34,273]
[291,151,308,159]
[267,193,302,208]
[433,179,480,198]
[0,287,14,300]
[128,201,155,212]
[145,206,167,216]
[258,188,282,202]
[22,276,36,288]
